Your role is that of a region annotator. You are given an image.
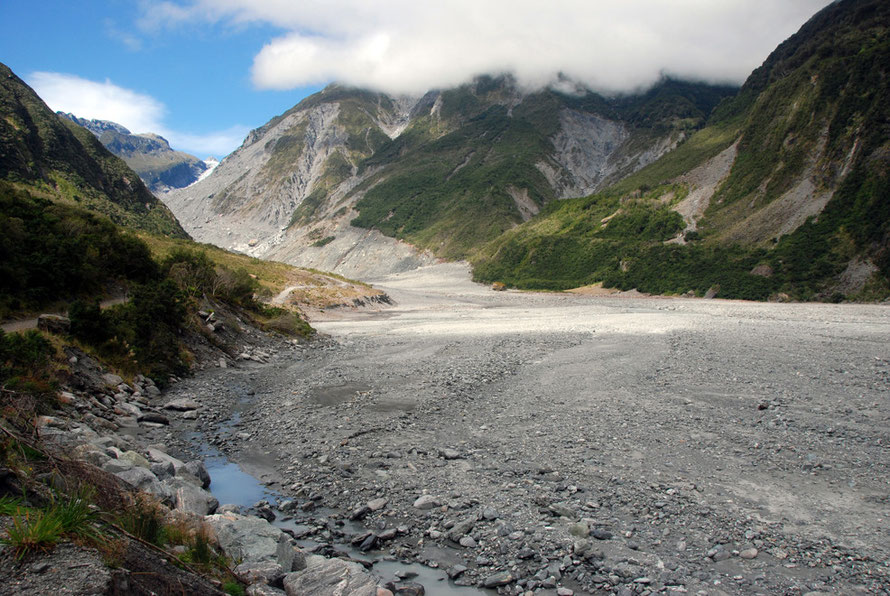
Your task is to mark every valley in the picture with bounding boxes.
[162,263,890,594]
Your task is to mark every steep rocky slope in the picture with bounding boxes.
[473,0,890,301]
[59,113,210,193]
[0,63,186,237]
[164,78,734,278]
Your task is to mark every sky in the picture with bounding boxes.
[1,0,833,159]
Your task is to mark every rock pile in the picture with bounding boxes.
[13,345,390,596]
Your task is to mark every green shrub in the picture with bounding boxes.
[0,329,54,385]
[257,307,315,339]
[0,494,25,516]
[162,249,217,299]
[68,300,110,345]
[0,182,158,317]
[1,491,100,560]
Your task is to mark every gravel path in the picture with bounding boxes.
[165,263,890,595]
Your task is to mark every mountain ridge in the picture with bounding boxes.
[58,113,211,193]
[163,76,735,278]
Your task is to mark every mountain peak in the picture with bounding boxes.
[58,112,131,136]
[58,112,208,194]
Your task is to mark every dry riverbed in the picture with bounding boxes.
[164,263,890,595]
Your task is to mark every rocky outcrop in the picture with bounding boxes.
[8,326,389,596]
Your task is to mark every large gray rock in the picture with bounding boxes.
[146,447,186,470]
[283,556,378,596]
[413,494,440,510]
[205,512,296,571]
[166,477,219,516]
[184,460,211,489]
[114,467,171,502]
[234,560,285,586]
[164,398,200,411]
[101,457,135,474]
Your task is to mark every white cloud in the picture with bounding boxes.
[26,72,244,157]
[139,0,834,95]
[28,72,166,134]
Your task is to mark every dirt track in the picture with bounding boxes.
[168,263,890,594]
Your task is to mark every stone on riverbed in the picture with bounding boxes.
[413,495,440,510]
[166,476,219,516]
[205,512,297,571]
[283,555,378,596]
[164,398,200,411]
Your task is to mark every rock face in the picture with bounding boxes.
[58,113,211,193]
[162,77,734,279]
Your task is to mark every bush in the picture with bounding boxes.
[213,268,259,308]
[117,495,166,547]
[104,280,188,384]
[162,249,217,299]
[0,329,54,385]
[0,183,158,317]
[68,300,110,345]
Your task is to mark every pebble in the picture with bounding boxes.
[447,565,467,579]
[591,529,612,541]
[483,571,514,588]
[413,495,440,510]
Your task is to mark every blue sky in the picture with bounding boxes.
[0,1,321,157]
[0,1,832,159]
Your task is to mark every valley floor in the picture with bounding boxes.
[165,262,890,595]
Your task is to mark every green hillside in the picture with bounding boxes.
[472,0,890,301]
[0,62,187,237]
[346,77,735,258]
[259,76,734,260]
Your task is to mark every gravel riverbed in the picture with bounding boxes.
[164,263,890,595]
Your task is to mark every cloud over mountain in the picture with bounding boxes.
[141,0,833,94]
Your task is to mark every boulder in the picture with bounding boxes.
[138,412,170,425]
[247,584,287,596]
[70,444,111,468]
[114,467,171,502]
[205,512,296,571]
[164,398,199,411]
[234,560,285,586]
[146,448,186,470]
[101,458,135,474]
[283,556,377,596]
[37,314,70,334]
[412,495,440,510]
[184,460,211,489]
[101,373,125,387]
[166,477,219,516]
[120,450,151,469]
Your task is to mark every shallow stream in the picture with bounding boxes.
[192,386,489,595]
